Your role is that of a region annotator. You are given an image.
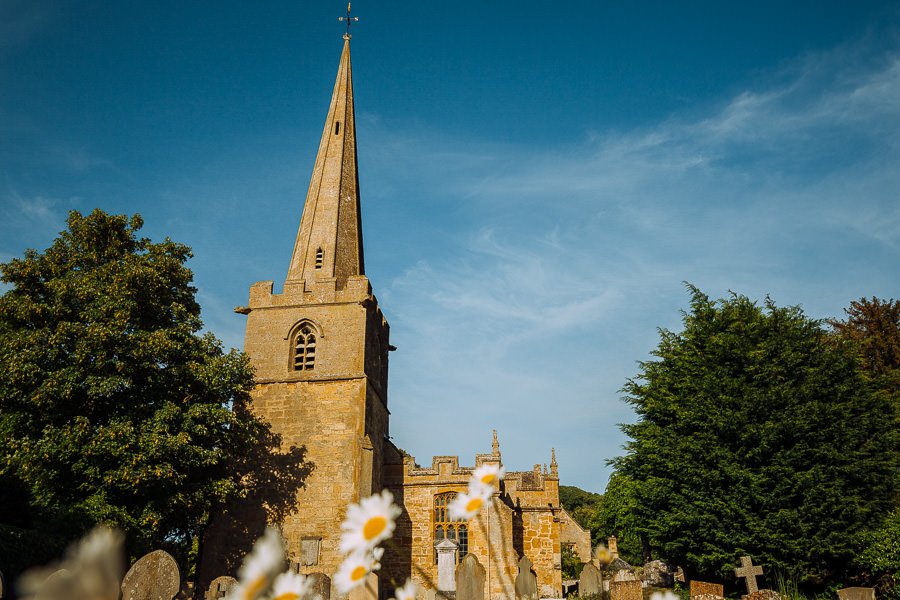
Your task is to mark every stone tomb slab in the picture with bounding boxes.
[837,588,876,600]
[610,579,643,600]
[744,590,781,600]
[121,549,181,600]
[690,581,725,599]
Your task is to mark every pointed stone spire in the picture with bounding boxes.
[492,429,500,456]
[550,447,558,475]
[287,37,364,286]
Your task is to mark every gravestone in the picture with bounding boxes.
[205,576,237,600]
[0,568,5,599]
[734,556,763,595]
[690,581,725,599]
[515,557,538,600]
[838,589,876,600]
[436,538,458,593]
[121,549,181,600]
[308,573,332,600]
[674,568,685,583]
[579,563,602,596]
[610,579,643,600]
[455,554,486,600]
[643,560,672,587]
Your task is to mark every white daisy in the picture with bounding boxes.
[390,578,419,600]
[230,528,285,600]
[448,486,493,520]
[334,551,377,594]
[339,490,401,554]
[650,592,679,600]
[471,464,505,489]
[270,571,312,600]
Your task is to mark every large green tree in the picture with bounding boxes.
[0,209,311,577]
[613,287,897,588]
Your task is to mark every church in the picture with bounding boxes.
[201,33,590,600]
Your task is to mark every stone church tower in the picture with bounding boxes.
[240,34,391,579]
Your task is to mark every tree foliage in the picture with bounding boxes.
[613,287,897,588]
[0,209,311,576]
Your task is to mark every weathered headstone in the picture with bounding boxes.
[643,560,672,587]
[674,568,686,583]
[205,576,237,600]
[579,563,602,596]
[610,579,643,600]
[690,581,725,599]
[838,588,876,600]
[734,556,763,595]
[515,556,538,600]
[456,553,486,600]
[0,568,5,599]
[308,573,332,600]
[121,549,181,600]
[436,538,458,593]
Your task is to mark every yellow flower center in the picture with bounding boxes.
[480,474,496,484]
[465,497,484,513]
[274,594,300,600]
[363,516,387,541]
[351,566,368,581]
[244,576,268,600]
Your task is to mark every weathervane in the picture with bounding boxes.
[338,2,359,39]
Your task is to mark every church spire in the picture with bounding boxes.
[287,36,364,285]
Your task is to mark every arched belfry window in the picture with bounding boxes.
[434,492,467,563]
[293,324,317,371]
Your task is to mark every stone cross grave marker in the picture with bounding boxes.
[121,549,181,600]
[690,581,725,599]
[579,563,602,597]
[455,553,486,600]
[435,538,458,593]
[206,576,238,600]
[515,556,538,600]
[610,579,643,600]
[838,589,876,600]
[734,556,764,595]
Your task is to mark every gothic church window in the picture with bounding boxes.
[433,492,467,563]
[293,325,317,371]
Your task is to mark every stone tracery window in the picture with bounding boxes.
[293,324,317,371]
[434,492,467,563]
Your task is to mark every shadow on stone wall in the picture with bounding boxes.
[196,400,314,593]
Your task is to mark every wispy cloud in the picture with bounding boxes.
[366,37,900,490]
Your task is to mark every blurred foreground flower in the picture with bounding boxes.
[229,527,285,600]
[334,550,379,594]
[390,578,419,600]
[19,527,124,600]
[471,464,505,488]
[449,485,493,520]
[593,544,613,565]
[270,571,312,600]
[650,592,679,600]
[339,489,401,554]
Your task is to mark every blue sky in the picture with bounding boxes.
[2,1,899,492]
